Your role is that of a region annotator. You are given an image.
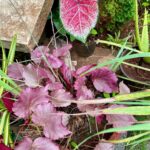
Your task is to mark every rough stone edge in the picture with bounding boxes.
[27,0,54,52]
[1,0,54,53]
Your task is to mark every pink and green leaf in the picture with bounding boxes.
[60,0,99,43]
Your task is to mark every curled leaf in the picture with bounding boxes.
[91,67,118,93]
[32,103,71,140]
[51,89,72,107]
[15,137,59,150]
[13,87,49,119]
[94,142,115,150]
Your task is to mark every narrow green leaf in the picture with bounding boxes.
[74,123,150,150]
[128,135,150,146]
[0,101,5,109]
[0,80,19,95]
[0,41,7,72]
[95,40,140,53]
[134,0,141,50]
[141,9,149,52]
[108,131,150,143]
[103,106,150,115]
[118,75,150,86]
[112,101,150,106]
[0,70,21,93]
[7,35,17,66]
[111,39,128,71]
[4,113,10,145]
[83,52,150,75]
[0,111,8,135]
[115,90,150,101]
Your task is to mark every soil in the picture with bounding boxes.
[121,57,150,83]
[71,46,115,68]
[71,41,96,57]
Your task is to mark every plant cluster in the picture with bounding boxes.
[0,0,150,149]
[0,43,137,149]
[101,0,135,31]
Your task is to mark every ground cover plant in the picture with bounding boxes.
[0,0,150,150]
[0,41,150,150]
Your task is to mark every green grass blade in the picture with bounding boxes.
[74,123,150,150]
[118,75,150,86]
[0,111,8,135]
[7,35,17,66]
[112,101,150,106]
[111,39,128,71]
[115,90,150,101]
[4,113,10,145]
[108,131,150,143]
[134,0,141,50]
[96,40,140,53]
[83,52,150,75]
[0,80,19,95]
[141,9,149,52]
[0,101,5,109]
[0,41,7,72]
[102,106,150,115]
[0,70,21,93]
[128,135,150,146]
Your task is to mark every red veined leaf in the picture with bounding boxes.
[60,0,99,43]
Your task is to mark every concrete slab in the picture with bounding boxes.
[0,0,53,52]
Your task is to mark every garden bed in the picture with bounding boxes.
[0,0,150,150]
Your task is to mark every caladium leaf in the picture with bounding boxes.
[60,0,99,43]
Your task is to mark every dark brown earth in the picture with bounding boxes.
[121,57,150,83]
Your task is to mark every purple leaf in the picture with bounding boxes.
[77,86,94,112]
[74,77,86,90]
[32,137,59,150]
[91,67,118,93]
[60,0,99,43]
[60,64,73,86]
[15,137,32,150]
[0,143,12,150]
[119,81,130,94]
[75,65,93,76]
[47,82,63,91]
[106,105,136,128]
[2,92,14,113]
[51,89,72,107]
[74,76,94,112]
[8,63,24,80]
[53,44,72,57]
[37,67,56,83]
[15,137,59,150]
[32,103,71,140]
[47,55,63,69]
[96,115,104,124]
[94,142,115,150]
[77,85,94,100]
[13,87,49,119]
[22,64,39,87]
[31,46,50,64]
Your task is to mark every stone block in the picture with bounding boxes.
[0,0,53,52]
